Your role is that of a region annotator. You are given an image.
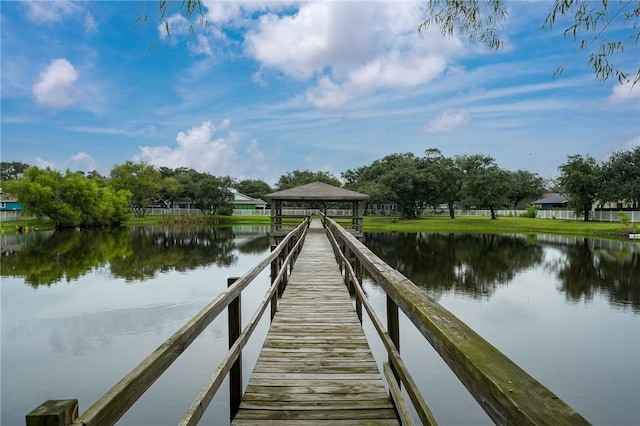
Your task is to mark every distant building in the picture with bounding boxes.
[233,192,267,210]
[530,193,569,209]
[0,192,22,211]
[366,200,397,215]
[173,197,194,209]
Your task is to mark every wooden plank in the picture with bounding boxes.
[232,420,399,426]
[234,409,398,420]
[233,225,399,425]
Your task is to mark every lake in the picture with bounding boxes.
[1,227,638,425]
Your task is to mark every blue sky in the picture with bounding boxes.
[1,1,638,186]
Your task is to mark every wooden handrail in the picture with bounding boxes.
[179,218,310,425]
[321,214,589,425]
[28,217,311,426]
[322,214,437,425]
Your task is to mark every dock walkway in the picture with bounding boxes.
[232,219,399,425]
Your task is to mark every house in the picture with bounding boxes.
[366,200,397,215]
[530,193,569,209]
[0,192,22,211]
[233,192,267,210]
[173,197,194,209]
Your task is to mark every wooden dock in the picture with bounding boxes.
[232,220,399,425]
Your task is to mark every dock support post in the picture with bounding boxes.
[26,399,78,426]
[387,295,400,385]
[228,277,242,420]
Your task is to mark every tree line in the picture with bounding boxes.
[342,147,639,221]
[1,145,638,227]
[0,161,342,228]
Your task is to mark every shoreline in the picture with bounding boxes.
[0,214,635,241]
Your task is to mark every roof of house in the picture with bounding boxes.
[232,191,267,205]
[531,193,569,205]
[266,182,369,201]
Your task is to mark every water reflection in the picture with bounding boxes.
[545,237,639,311]
[364,232,544,299]
[364,232,639,311]
[0,226,272,287]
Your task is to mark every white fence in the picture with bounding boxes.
[0,211,32,221]
[423,209,639,223]
[176,208,640,222]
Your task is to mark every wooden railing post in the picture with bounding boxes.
[344,245,352,291]
[355,256,363,323]
[228,277,242,420]
[387,295,400,386]
[26,399,78,426]
[271,243,281,317]
[281,245,289,289]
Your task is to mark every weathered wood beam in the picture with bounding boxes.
[325,216,589,425]
[26,400,78,426]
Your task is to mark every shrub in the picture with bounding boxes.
[520,205,540,218]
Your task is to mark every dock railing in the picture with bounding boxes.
[320,213,589,425]
[26,217,311,426]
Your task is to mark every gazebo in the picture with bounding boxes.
[265,182,369,235]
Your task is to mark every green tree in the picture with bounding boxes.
[506,170,546,209]
[557,154,602,221]
[377,153,428,218]
[275,170,341,190]
[421,0,640,85]
[1,161,31,181]
[190,174,234,215]
[86,170,105,181]
[235,179,273,200]
[342,165,389,214]
[423,148,463,219]
[4,167,131,228]
[457,154,511,220]
[109,161,164,218]
[601,146,640,208]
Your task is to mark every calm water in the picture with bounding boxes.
[1,228,638,425]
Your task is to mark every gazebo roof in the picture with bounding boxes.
[265,182,369,201]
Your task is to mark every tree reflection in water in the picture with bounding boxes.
[364,232,544,299]
[364,232,639,311]
[546,238,639,311]
[0,226,271,287]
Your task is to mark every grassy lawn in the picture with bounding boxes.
[357,215,633,238]
[1,214,634,239]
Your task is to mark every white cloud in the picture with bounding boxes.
[188,34,213,56]
[622,135,640,150]
[609,81,640,103]
[422,110,471,133]
[68,125,158,137]
[244,2,461,108]
[69,152,97,172]
[23,1,97,34]
[84,13,99,34]
[134,120,257,175]
[23,0,81,23]
[32,58,79,108]
[157,14,191,40]
[34,157,55,169]
[305,77,354,109]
